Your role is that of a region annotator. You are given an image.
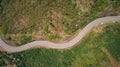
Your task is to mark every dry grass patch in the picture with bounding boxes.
[13,15,30,32]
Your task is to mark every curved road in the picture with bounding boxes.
[0,16,120,53]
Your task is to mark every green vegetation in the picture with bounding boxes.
[18,35,33,46]
[0,0,120,41]
[0,23,120,67]
[103,23,120,61]
[0,0,120,67]
[48,34,61,40]
[70,22,120,67]
[43,24,51,35]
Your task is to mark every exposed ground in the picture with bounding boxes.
[0,0,120,46]
[0,22,120,67]
[0,0,120,67]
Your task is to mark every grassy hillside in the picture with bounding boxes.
[0,0,120,46]
[0,0,120,67]
[0,22,120,67]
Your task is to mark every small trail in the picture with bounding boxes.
[102,47,117,67]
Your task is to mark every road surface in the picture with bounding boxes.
[0,16,120,53]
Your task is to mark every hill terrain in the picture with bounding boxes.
[0,0,120,46]
[0,0,120,67]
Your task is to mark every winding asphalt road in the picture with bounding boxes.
[0,16,120,53]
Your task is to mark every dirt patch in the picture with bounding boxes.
[93,25,104,33]
[32,35,46,41]
[118,63,120,67]
[75,0,93,16]
[13,15,30,32]
[50,10,64,32]
[0,46,5,52]
[100,9,120,17]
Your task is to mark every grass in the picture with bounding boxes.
[17,35,33,46]
[0,0,120,35]
[0,22,120,67]
[0,0,120,67]
[70,22,120,67]
[43,24,51,35]
[48,34,61,40]
[103,23,120,61]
